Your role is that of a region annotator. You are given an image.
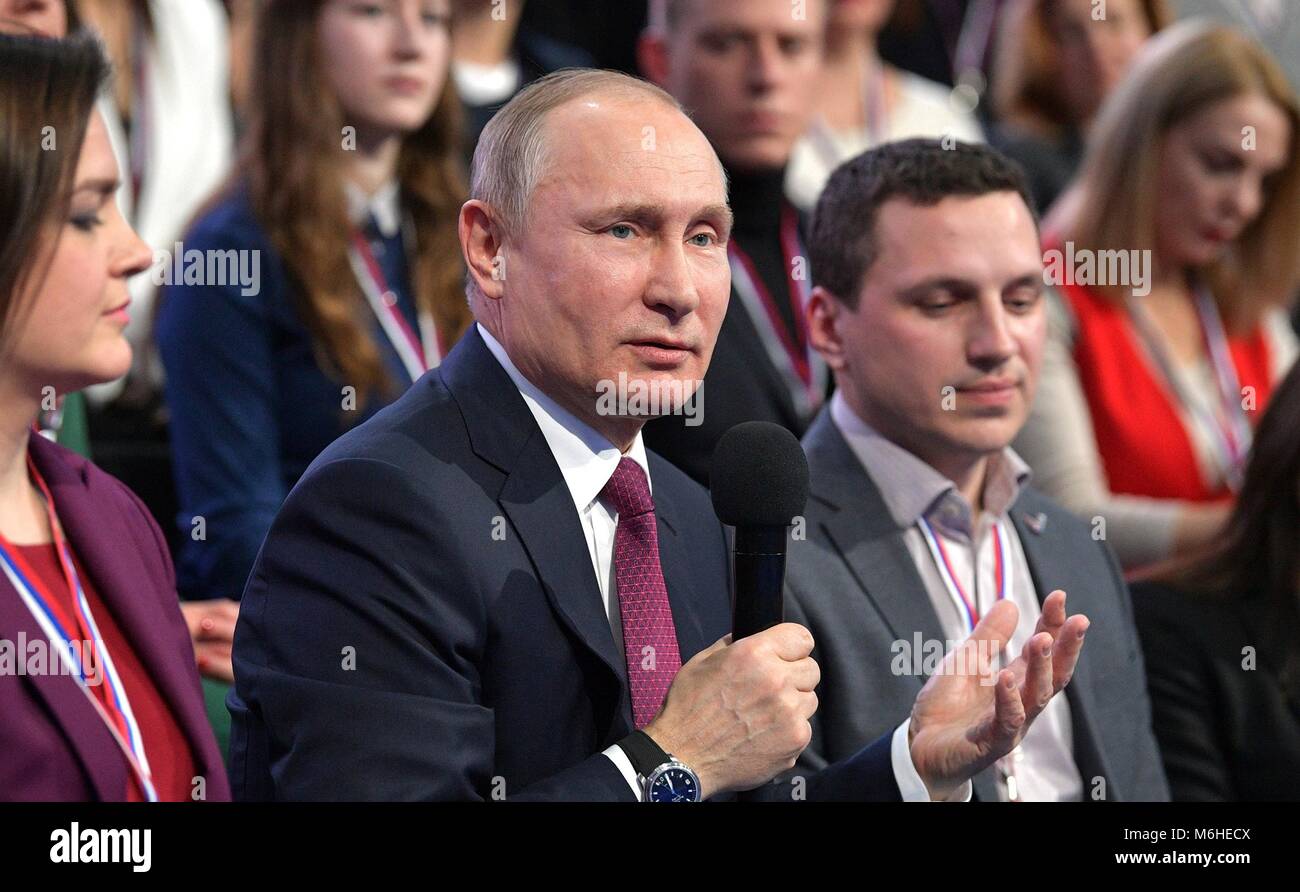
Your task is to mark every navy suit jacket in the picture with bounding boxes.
[228,327,899,801]
[0,433,230,801]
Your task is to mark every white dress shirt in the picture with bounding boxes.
[479,325,954,801]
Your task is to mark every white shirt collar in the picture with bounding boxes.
[830,390,1030,533]
[344,179,402,238]
[452,58,522,106]
[477,323,652,516]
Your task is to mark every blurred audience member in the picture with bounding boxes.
[990,0,1169,212]
[638,0,830,485]
[74,0,234,397]
[0,31,228,801]
[1015,23,1300,569]
[1131,360,1300,801]
[450,0,591,157]
[3,2,240,685]
[157,0,470,603]
[785,0,984,212]
[518,0,645,74]
[0,0,66,34]
[1176,0,1300,95]
[876,0,1003,91]
[224,0,257,133]
[69,0,234,573]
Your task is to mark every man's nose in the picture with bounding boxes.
[746,39,783,92]
[967,298,1016,368]
[644,242,701,321]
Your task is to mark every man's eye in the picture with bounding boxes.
[609,224,635,240]
[780,37,808,56]
[689,232,715,247]
[702,34,739,53]
[1201,151,1240,174]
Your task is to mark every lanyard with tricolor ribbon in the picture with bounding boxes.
[348,229,441,384]
[917,515,1009,635]
[727,204,827,417]
[1192,283,1253,487]
[1127,282,1253,491]
[0,455,158,801]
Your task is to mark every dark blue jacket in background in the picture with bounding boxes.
[155,186,429,602]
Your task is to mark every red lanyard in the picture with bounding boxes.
[349,231,439,382]
[727,204,814,390]
[918,517,1008,632]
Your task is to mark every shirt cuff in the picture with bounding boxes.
[603,745,642,801]
[891,719,972,802]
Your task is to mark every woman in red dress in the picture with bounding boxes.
[1016,23,1300,570]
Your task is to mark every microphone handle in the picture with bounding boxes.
[731,525,789,639]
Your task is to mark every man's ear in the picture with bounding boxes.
[637,29,670,87]
[459,200,506,302]
[807,285,848,371]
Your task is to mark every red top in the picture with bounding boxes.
[15,541,198,801]
[1059,278,1275,502]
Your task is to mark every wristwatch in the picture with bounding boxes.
[619,730,702,802]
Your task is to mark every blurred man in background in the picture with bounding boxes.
[638,0,830,485]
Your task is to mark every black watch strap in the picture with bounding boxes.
[618,730,671,777]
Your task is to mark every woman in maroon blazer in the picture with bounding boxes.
[0,30,229,801]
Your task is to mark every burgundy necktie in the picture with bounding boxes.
[601,457,682,728]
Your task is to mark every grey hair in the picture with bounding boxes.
[469,68,685,236]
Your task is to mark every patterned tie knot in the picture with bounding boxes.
[601,457,654,518]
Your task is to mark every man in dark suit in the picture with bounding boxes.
[786,138,1169,801]
[228,71,1089,801]
[637,0,830,485]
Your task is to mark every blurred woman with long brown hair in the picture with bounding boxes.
[157,0,470,604]
[1014,22,1300,570]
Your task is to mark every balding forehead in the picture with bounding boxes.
[538,94,727,187]
[470,68,724,237]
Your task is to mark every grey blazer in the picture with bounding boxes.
[785,409,1170,801]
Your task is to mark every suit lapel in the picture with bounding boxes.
[0,561,127,800]
[442,329,629,710]
[497,435,628,690]
[803,412,1013,801]
[443,329,728,739]
[1010,493,1114,797]
[804,413,946,656]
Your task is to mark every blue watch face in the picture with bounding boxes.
[648,767,699,802]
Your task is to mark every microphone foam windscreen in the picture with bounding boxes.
[710,421,810,526]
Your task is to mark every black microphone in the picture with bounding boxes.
[710,421,810,640]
